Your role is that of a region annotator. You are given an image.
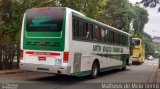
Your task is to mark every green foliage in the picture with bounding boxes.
[99,0,153,55]
[132,6,149,35]
[60,0,106,19]
[137,0,160,12]
[100,0,149,35]
[142,33,155,56]
[100,0,136,32]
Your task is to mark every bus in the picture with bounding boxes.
[132,38,145,64]
[20,7,132,78]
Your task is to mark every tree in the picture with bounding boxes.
[59,0,106,19]
[137,0,160,12]
[100,0,135,32]
[0,0,57,70]
[0,0,18,69]
[143,32,155,56]
[132,6,149,36]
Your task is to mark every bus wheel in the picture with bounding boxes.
[127,59,130,66]
[91,62,98,78]
[122,61,127,70]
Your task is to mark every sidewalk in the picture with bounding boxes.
[155,58,160,83]
[146,59,160,83]
[0,69,28,75]
[156,68,160,83]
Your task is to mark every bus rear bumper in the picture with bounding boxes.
[132,58,141,63]
[19,63,71,75]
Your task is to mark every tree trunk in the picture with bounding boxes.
[0,44,2,70]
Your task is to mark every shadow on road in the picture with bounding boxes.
[28,69,131,85]
[132,62,144,65]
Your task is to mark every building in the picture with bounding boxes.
[152,37,160,43]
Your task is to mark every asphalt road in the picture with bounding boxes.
[0,59,159,89]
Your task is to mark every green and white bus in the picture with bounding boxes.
[20,7,132,78]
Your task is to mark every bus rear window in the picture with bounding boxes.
[26,8,65,32]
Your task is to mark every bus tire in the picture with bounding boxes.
[91,61,99,78]
[122,60,127,70]
[126,58,130,66]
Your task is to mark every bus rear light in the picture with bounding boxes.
[50,53,60,56]
[63,52,69,62]
[26,51,34,54]
[25,51,60,56]
[20,50,24,59]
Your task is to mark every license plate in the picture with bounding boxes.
[38,56,46,61]
[56,59,62,65]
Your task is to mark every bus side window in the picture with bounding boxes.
[116,33,119,45]
[112,31,115,44]
[120,35,123,45]
[109,31,114,44]
[122,35,125,46]
[93,25,98,41]
[108,30,111,43]
[89,24,93,40]
[98,27,101,42]
[101,28,105,42]
[72,18,76,38]
[104,29,108,43]
[114,32,117,44]
[86,23,93,40]
[118,34,120,45]
[72,18,79,38]
[124,36,127,46]
[126,36,128,46]
[122,35,124,45]
[78,20,86,39]
[85,23,89,39]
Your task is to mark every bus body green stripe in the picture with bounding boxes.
[71,65,122,76]
[94,54,129,61]
[100,65,122,72]
[71,70,91,76]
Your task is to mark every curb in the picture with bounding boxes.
[146,65,158,83]
[0,70,29,75]
[156,69,160,83]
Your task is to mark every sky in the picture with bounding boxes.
[129,0,160,38]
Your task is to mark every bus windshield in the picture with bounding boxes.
[26,8,65,32]
[132,39,140,45]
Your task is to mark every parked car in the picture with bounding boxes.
[147,55,154,60]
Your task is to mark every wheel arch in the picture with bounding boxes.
[92,59,100,72]
[126,57,129,65]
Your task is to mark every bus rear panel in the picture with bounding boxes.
[20,7,71,75]
[132,38,145,63]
